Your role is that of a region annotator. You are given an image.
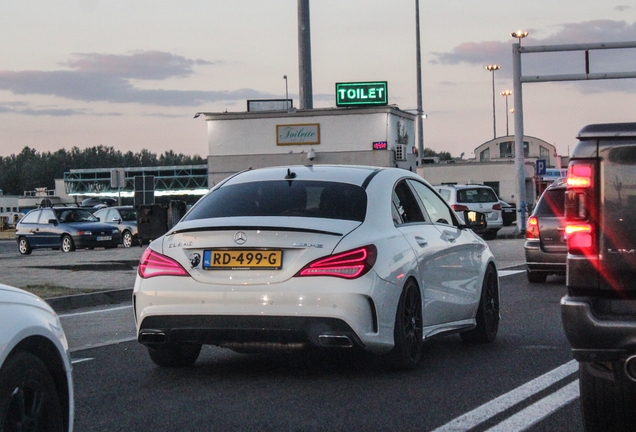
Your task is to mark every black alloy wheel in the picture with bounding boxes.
[386,279,423,370]
[461,265,500,343]
[0,351,65,432]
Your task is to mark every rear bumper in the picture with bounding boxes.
[561,295,636,362]
[524,241,566,273]
[138,315,365,350]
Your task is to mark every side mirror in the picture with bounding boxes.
[462,210,487,233]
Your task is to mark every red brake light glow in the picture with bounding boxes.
[492,203,502,211]
[526,216,540,239]
[567,163,593,188]
[565,224,593,248]
[138,249,189,278]
[295,245,377,279]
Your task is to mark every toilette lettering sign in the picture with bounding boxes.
[276,124,320,145]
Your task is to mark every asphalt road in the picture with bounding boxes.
[61,271,581,431]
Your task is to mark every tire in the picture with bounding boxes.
[385,279,423,371]
[461,265,499,343]
[18,237,32,255]
[0,351,65,432]
[579,361,636,432]
[61,235,75,253]
[147,343,202,368]
[527,270,547,283]
[122,231,133,248]
[481,230,498,240]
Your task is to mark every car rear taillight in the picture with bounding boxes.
[526,216,540,239]
[295,245,377,279]
[138,249,189,278]
[452,204,469,212]
[565,160,597,255]
[492,203,502,211]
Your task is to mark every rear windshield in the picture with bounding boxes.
[457,188,498,203]
[535,188,565,217]
[184,180,367,222]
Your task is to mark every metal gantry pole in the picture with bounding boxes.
[512,43,526,234]
[415,0,424,167]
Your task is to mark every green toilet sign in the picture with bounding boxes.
[335,81,388,107]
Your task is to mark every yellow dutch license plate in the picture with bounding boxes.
[203,249,282,270]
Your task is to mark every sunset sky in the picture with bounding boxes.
[1,1,635,160]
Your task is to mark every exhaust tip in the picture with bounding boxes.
[139,331,167,344]
[318,335,353,348]
[625,355,636,382]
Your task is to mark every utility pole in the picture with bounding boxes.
[298,0,313,109]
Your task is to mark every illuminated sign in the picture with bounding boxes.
[373,141,388,150]
[336,81,388,107]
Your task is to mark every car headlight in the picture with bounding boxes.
[77,230,92,235]
[112,229,119,234]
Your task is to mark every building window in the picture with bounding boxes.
[524,141,529,157]
[480,148,490,162]
[500,142,514,158]
[540,145,551,166]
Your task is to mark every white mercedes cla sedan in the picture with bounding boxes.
[0,284,74,431]
[133,165,500,370]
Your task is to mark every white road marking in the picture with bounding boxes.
[72,357,94,364]
[485,381,579,432]
[431,360,578,432]
[59,304,132,317]
[498,269,525,277]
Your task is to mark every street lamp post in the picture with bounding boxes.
[485,64,500,139]
[511,30,529,45]
[501,90,512,136]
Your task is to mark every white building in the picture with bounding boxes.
[421,135,567,204]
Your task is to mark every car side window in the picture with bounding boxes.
[408,180,456,227]
[39,209,56,224]
[94,210,106,222]
[21,211,40,224]
[392,180,426,225]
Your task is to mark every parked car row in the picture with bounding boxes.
[14,205,139,254]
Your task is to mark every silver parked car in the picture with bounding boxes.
[94,206,138,248]
[524,179,567,283]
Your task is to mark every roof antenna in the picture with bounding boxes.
[285,168,296,179]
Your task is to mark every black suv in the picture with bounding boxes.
[561,123,636,431]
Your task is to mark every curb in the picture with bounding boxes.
[47,288,133,313]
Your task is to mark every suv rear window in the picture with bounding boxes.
[457,188,498,203]
[535,188,565,217]
[184,180,367,222]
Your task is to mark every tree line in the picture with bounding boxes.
[0,145,454,197]
[0,146,205,196]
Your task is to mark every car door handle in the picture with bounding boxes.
[414,236,428,247]
[442,231,457,243]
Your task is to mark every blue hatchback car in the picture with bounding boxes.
[16,206,122,254]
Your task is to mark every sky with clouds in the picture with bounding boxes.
[1,1,635,160]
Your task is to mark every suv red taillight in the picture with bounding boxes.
[565,160,597,255]
[526,216,540,239]
[295,245,377,279]
[492,203,502,211]
[452,204,469,212]
[138,249,189,278]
